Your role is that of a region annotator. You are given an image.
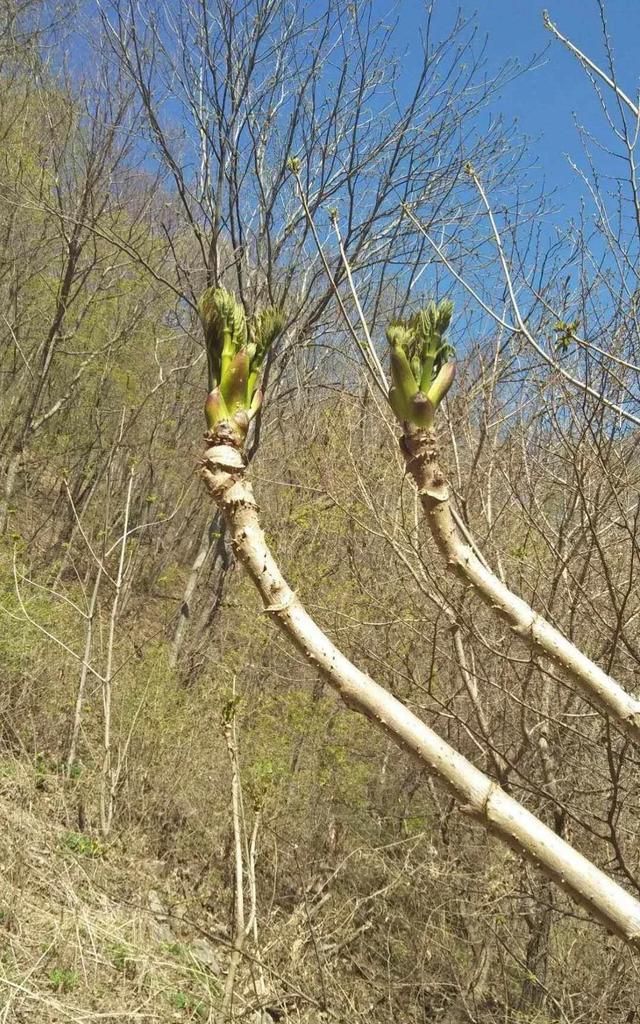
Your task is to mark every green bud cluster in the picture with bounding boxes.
[386,299,456,428]
[199,287,284,439]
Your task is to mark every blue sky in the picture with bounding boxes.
[85,0,640,232]
[389,0,640,222]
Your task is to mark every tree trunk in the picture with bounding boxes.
[519,880,553,1015]
[0,448,22,534]
[169,515,219,668]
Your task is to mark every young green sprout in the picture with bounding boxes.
[199,287,284,442]
[387,299,455,429]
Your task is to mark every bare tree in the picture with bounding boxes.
[94,0,519,663]
[0,50,160,533]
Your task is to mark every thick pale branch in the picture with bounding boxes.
[200,433,640,950]
[543,10,640,120]
[400,427,640,746]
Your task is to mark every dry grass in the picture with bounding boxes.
[0,756,225,1023]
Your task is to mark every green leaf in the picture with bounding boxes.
[388,385,409,422]
[385,298,455,426]
[426,361,456,407]
[221,349,250,414]
[204,387,229,429]
[390,346,418,398]
[198,287,247,388]
[409,391,436,428]
[248,386,263,421]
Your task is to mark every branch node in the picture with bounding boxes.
[264,590,297,614]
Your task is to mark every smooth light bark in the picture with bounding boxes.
[66,566,103,776]
[200,429,640,951]
[169,517,215,667]
[400,427,640,745]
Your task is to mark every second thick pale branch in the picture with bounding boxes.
[400,426,640,745]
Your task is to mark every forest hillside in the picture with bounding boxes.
[1,2,640,1021]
